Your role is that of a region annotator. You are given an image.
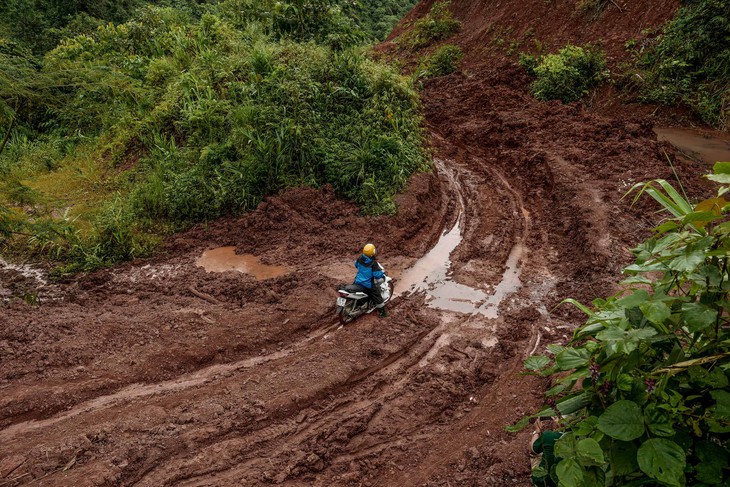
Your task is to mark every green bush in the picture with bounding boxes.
[525,44,607,103]
[518,52,538,76]
[0,3,429,268]
[419,44,463,77]
[516,168,730,486]
[637,0,730,129]
[399,1,461,49]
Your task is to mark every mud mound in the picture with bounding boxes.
[388,0,679,61]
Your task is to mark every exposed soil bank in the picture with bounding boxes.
[0,0,719,485]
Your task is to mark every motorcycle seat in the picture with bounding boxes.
[338,284,364,293]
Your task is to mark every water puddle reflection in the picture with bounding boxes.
[655,127,730,165]
[196,247,287,280]
[395,216,524,318]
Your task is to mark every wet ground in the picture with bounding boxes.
[655,127,730,166]
[0,5,719,486]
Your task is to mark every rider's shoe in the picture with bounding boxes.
[379,307,388,318]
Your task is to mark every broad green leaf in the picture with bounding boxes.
[653,220,679,234]
[695,440,729,485]
[524,355,551,371]
[712,161,730,174]
[669,249,706,273]
[547,344,566,355]
[598,400,644,441]
[554,433,577,459]
[639,300,671,325]
[637,439,685,486]
[573,416,598,436]
[577,438,605,466]
[644,404,675,437]
[556,458,584,487]
[708,390,730,426]
[706,173,730,184]
[688,366,729,388]
[681,302,718,332]
[617,374,634,392]
[617,290,650,308]
[555,347,590,370]
[596,326,626,341]
[582,467,605,487]
[626,328,658,341]
[625,306,644,327]
[610,440,639,476]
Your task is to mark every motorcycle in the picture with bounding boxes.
[335,275,393,324]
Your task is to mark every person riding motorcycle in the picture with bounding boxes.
[352,243,388,318]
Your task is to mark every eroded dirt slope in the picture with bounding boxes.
[0,0,717,485]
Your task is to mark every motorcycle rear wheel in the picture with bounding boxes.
[339,300,357,324]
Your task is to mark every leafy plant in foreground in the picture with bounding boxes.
[516,164,730,486]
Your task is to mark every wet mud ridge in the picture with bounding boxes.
[0,36,717,487]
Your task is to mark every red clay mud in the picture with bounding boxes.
[0,0,719,485]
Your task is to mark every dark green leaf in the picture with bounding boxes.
[637,439,685,486]
[625,306,644,326]
[598,400,644,441]
[610,440,639,476]
[682,302,717,332]
[669,250,706,273]
[554,433,577,459]
[582,466,605,487]
[556,458,584,487]
[695,440,729,485]
[577,438,605,466]
[555,347,590,370]
[618,290,650,308]
[688,366,729,388]
[644,404,675,437]
[639,300,671,325]
[617,374,634,392]
[573,416,598,436]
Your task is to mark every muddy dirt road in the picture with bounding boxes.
[0,30,718,487]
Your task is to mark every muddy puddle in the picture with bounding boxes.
[655,127,730,165]
[395,159,524,317]
[196,247,288,280]
[395,218,523,317]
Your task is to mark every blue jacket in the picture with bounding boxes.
[354,254,384,289]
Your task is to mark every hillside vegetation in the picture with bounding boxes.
[0,0,427,271]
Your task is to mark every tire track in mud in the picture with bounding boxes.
[0,313,346,444]
[125,138,535,485]
[0,133,534,486]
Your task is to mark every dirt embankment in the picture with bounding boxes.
[0,1,718,486]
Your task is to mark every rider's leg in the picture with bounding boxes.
[365,284,386,317]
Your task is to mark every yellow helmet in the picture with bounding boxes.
[362,243,376,257]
